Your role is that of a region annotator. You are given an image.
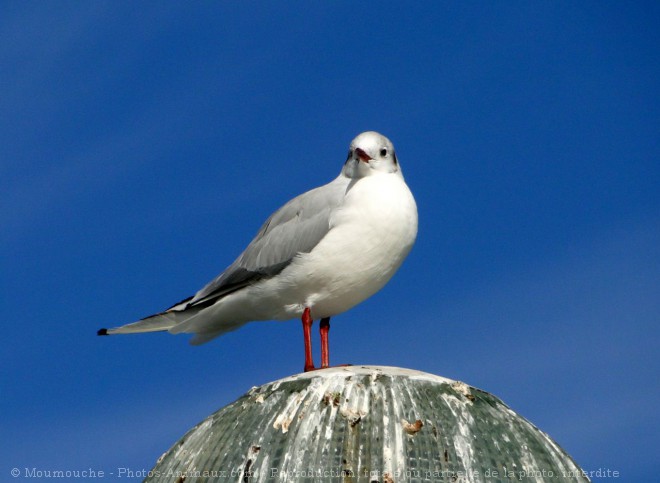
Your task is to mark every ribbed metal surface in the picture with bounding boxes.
[147,366,588,482]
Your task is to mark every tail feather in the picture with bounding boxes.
[167,305,247,344]
[99,309,197,336]
[98,298,247,344]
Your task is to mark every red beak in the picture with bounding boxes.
[355,148,372,162]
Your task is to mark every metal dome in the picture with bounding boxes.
[147,366,588,482]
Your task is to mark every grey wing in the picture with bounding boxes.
[185,176,349,308]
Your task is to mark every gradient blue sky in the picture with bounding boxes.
[2,2,658,481]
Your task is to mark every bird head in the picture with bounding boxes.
[342,131,401,179]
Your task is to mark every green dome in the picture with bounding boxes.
[147,366,588,482]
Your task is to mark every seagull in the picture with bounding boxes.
[98,131,418,371]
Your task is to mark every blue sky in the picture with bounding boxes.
[2,2,658,481]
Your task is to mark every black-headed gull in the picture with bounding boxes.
[99,131,418,371]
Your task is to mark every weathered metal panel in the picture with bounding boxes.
[146,366,588,482]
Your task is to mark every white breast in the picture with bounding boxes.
[277,172,418,319]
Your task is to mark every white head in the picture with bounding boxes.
[342,131,402,179]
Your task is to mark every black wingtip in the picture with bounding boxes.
[97,328,109,336]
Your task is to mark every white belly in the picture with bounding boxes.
[248,173,418,320]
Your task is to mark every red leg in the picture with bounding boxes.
[302,308,315,372]
[320,317,330,368]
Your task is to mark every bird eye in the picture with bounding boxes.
[380,148,388,157]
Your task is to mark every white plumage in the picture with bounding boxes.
[99,131,417,355]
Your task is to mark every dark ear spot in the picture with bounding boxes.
[393,153,398,165]
[345,149,352,163]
